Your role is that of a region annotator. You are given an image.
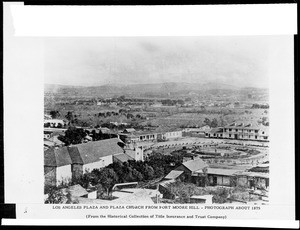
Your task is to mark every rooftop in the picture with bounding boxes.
[182,158,208,172]
[224,122,268,131]
[113,153,134,163]
[45,138,125,166]
[68,138,124,165]
[164,170,184,180]
[44,147,72,167]
[206,168,243,176]
[234,171,269,179]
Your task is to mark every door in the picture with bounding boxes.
[213,176,217,186]
[234,134,238,139]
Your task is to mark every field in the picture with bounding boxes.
[141,108,268,128]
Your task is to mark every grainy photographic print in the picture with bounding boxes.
[44,36,271,205]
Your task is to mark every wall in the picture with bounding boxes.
[174,165,191,182]
[208,175,231,186]
[134,147,144,161]
[164,131,182,140]
[44,166,56,186]
[82,155,113,172]
[237,176,249,187]
[56,164,72,186]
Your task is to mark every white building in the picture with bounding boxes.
[44,147,72,186]
[44,138,125,186]
[44,119,65,128]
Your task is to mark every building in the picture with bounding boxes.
[68,138,125,179]
[205,122,269,141]
[44,147,73,186]
[182,125,210,133]
[206,168,242,186]
[172,158,209,186]
[235,164,269,189]
[122,128,136,133]
[204,127,223,138]
[124,146,144,162]
[44,119,66,128]
[223,122,269,141]
[155,127,183,140]
[119,131,157,143]
[44,138,125,186]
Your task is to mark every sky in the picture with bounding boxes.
[44,36,293,88]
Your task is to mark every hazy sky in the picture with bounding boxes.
[44,36,293,88]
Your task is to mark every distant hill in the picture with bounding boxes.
[44,81,242,97]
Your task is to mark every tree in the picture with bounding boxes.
[154,166,165,178]
[58,127,87,145]
[211,118,218,128]
[92,168,118,197]
[143,165,155,180]
[212,187,229,204]
[203,118,211,127]
[65,111,74,122]
[127,113,134,119]
[50,110,60,119]
[219,116,226,127]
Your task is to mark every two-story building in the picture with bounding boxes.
[223,122,269,141]
[205,122,269,141]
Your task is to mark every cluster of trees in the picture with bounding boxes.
[95,109,146,121]
[251,103,269,109]
[49,110,60,119]
[258,117,269,126]
[103,96,154,103]
[74,153,183,197]
[88,129,118,141]
[96,111,119,117]
[161,99,185,106]
[203,117,219,128]
[58,127,88,145]
[57,127,119,145]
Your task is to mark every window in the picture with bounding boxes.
[229,129,232,131]
[255,136,258,139]
[229,134,232,137]
[255,130,258,133]
[264,136,268,139]
[262,131,265,134]
[236,129,238,132]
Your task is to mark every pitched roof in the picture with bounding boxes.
[164,170,184,180]
[68,146,84,164]
[182,158,208,172]
[206,127,223,134]
[44,147,72,167]
[206,168,242,176]
[234,171,269,179]
[112,190,154,204]
[113,153,134,163]
[69,138,124,164]
[123,128,136,133]
[61,184,88,197]
[224,122,264,130]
